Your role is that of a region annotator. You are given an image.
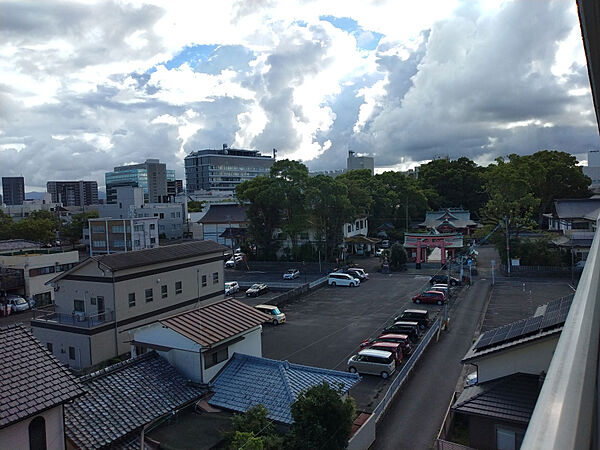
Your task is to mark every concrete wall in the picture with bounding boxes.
[0,406,65,450]
[477,335,559,383]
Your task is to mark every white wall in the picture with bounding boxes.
[477,335,559,383]
[204,326,263,382]
[0,406,65,450]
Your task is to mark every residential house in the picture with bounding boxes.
[209,353,360,424]
[199,203,248,248]
[419,208,479,235]
[343,215,379,256]
[0,324,85,450]
[30,240,229,370]
[452,295,573,449]
[130,298,270,383]
[64,351,206,449]
[0,244,79,306]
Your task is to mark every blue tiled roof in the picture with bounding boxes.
[208,353,360,424]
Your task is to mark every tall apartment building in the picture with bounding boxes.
[347,151,374,175]
[47,180,99,206]
[105,159,176,204]
[2,176,25,205]
[184,145,274,193]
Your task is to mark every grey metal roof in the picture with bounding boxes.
[65,351,205,449]
[209,353,360,424]
[160,298,271,347]
[199,204,248,224]
[0,323,85,429]
[94,240,229,271]
[554,198,600,220]
[452,373,541,423]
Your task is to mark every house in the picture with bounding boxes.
[198,203,248,248]
[64,351,206,449]
[130,298,271,383]
[0,324,85,450]
[30,240,229,370]
[209,353,360,424]
[0,244,79,306]
[343,215,379,256]
[452,294,573,449]
[419,209,479,235]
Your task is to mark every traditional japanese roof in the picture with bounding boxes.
[420,209,478,230]
[344,235,381,244]
[159,298,271,348]
[554,198,600,221]
[65,351,205,450]
[209,353,360,424]
[452,373,541,423]
[0,239,44,253]
[199,204,248,224]
[0,323,85,429]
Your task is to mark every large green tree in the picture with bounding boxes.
[13,210,60,243]
[63,211,99,248]
[224,405,284,450]
[0,210,14,240]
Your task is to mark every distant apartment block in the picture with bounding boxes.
[47,180,98,206]
[30,241,229,369]
[1,195,64,221]
[185,144,274,194]
[2,176,25,205]
[86,216,159,256]
[347,150,374,174]
[105,159,176,204]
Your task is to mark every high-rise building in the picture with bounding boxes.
[2,177,25,205]
[105,159,171,204]
[47,180,99,206]
[347,151,374,175]
[184,145,274,193]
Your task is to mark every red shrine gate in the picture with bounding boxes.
[404,232,464,265]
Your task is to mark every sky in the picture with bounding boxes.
[1,0,598,192]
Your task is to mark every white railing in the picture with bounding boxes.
[522,219,600,448]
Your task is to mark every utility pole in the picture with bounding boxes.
[405,197,409,231]
[505,216,511,276]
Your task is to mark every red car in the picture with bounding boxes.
[412,290,446,305]
[360,333,413,355]
[366,342,403,364]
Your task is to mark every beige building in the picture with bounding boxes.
[31,240,229,370]
[86,216,159,256]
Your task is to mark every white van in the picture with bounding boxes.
[327,272,360,287]
[255,304,286,325]
[347,349,396,378]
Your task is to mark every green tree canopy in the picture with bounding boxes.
[187,200,205,213]
[63,211,99,247]
[13,210,60,243]
[224,405,283,450]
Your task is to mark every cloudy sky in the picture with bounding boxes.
[1,0,598,192]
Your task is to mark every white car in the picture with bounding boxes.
[224,281,240,296]
[225,255,243,268]
[327,272,360,287]
[283,269,300,280]
[6,295,30,313]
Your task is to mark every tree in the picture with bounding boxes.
[224,405,284,450]
[187,200,205,213]
[13,210,60,243]
[62,211,99,248]
[0,210,14,240]
[390,243,407,270]
[290,382,356,450]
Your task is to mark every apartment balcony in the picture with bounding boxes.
[31,305,115,328]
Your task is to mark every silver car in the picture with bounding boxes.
[347,349,396,379]
[6,295,30,313]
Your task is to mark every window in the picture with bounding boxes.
[73,300,84,312]
[161,285,168,298]
[150,237,156,244]
[56,263,75,272]
[128,293,136,307]
[134,240,140,246]
[360,220,364,228]
[29,266,55,277]
[202,275,207,287]
[348,225,352,233]
[113,240,125,248]
[356,221,360,229]
[134,225,144,231]
[213,272,219,284]
[46,343,53,353]
[69,346,76,360]
[204,347,228,369]
[149,223,156,230]
[171,212,176,218]
[175,281,182,294]
[145,288,153,302]
[92,240,106,247]
[90,297,97,305]
[112,225,125,233]
[29,416,47,450]
[160,213,165,219]
[92,226,105,233]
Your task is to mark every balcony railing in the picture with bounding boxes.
[521,218,600,448]
[32,307,114,328]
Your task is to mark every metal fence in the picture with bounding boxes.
[32,309,114,328]
[501,264,581,274]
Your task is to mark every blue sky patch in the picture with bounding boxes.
[320,15,383,51]
[164,44,219,70]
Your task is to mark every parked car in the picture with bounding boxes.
[327,272,360,287]
[224,281,240,296]
[283,269,300,280]
[246,283,269,297]
[430,284,449,297]
[225,255,244,268]
[346,268,369,281]
[380,239,390,248]
[465,371,478,386]
[5,294,30,313]
[395,309,430,330]
[412,290,447,305]
[375,248,384,257]
[255,304,286,325]
[381,322,420,343]
[347,349,396,379]
[365,341,403,364]
[361,333,413,355]
[430,274,460,286]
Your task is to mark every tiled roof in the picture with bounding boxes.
[452,373,541,423]
[199,204,248,224]
[209,353,360,424]
[554,198,600,220]
[160,298,271,347]
[94,240,229,271]
[65,351,205,449]
[0,323,85,429]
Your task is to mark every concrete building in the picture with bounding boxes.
[0,195,65,222]
[30,241,229,370]
[184,145,274,194]
[46,180,98,206]
[105,159,175,204]
[0,246,79,306]
[2,176,25,205]
[582,150,600,192]
[347,150,374,174]
[86,216,160,256]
